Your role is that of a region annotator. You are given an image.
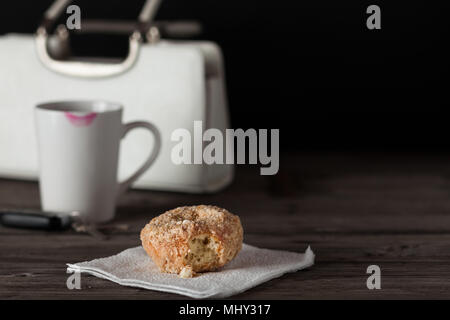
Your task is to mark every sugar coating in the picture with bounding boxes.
[140,205,244,277]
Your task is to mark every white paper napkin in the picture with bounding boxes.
[67,244,314,299]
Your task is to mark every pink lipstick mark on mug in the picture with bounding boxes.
[64,112,97,127]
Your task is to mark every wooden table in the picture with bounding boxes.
[2,153,450,299]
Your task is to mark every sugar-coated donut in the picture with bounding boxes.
[140,205,243,278]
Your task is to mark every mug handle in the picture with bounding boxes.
[117,121,161,196]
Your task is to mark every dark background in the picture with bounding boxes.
[1,0,449,151]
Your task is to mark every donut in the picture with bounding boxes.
[140,205,243,278]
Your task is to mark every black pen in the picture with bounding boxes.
[0,208,76,231]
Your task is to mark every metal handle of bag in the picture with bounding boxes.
[35,0,161,78]
[71,20,202,38]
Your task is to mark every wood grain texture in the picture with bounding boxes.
[1,153,450,299]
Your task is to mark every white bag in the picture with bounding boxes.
[0,0,233,193]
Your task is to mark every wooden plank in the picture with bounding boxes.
[1,153,450,299]
[2,233,450,299]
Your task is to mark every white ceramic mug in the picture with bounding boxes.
[35,100,161,223]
